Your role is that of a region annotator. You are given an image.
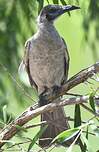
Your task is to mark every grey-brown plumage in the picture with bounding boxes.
[19,4,80,147]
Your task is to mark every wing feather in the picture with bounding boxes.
[21,40,38,90]
[61,37,70,84]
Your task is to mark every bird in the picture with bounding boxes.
[19,4,80,147]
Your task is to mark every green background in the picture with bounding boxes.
[0,0,99,151]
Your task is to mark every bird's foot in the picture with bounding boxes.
[39,85,61,106]
[39,86,49,106]
[52,85,61,95]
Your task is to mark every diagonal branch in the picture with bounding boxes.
[0,62,99,148]
[43,62,99,101]
[0,96,88,148]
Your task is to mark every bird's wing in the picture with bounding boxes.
[61,37,70,84]
[19,40,38,90]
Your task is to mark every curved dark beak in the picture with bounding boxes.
[54,5,80,19]
[47,5,80,21]
[62,5,80,13]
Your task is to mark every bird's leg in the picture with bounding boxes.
[39,85,61,106]
[39,86,49,106]
[51,85,61,96]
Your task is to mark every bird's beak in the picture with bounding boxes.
[52,5,80,20]
[46,5,80,21]
[62,5,80,13]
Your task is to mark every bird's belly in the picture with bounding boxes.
[29,52,64,89]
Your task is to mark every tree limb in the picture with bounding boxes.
[44,62,99,101]
[0,62,99,148]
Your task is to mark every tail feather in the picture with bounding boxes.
[39,106,70,147]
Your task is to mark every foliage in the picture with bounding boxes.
[0,0,37,119]
[28,125,48,152]
[0,0,99,152]
[82,0,99,60]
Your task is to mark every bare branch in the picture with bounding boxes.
[0,96,88,148]
[44,62,99,101]
[0,62,99,148]
[24,121,47,129]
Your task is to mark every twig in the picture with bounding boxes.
[7,140,31,149]
[0,62,99,148]
[83,131,95,136]
[24,121,47,129]
[65,92,82,96]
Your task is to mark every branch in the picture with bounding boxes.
[0,62,99,148]
[43,62,99,101]
[0,96,88,147]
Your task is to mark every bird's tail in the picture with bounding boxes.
[39,99,70,147]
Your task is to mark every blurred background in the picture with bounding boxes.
[0,0,99,151]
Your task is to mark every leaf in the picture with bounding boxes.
[74,105,83,150]
[52,122,91,147]
[37,0,44,14]
[52,128,80,144]
[60,0,71,16]
[94,97,99,115]
[74,104,81,128]
[60,0,67,5]
[53,0,59,4]
[85,125,89,139]
[46,0,49,4]
[28,125,48,152]
[89,91,96,112]
[66,130,82,152]
[83,125,89,151]
[3,105,7,124]
[15,125,28,133]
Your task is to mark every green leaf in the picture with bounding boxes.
[83,125,89,152]
[28,125,48,152]
[15,125,28,133]
[3,105,7,124]
[60,0,67,5]
[89,91,96,112]
[46,0,49,4]
[53,0,59,4]
[52,122,91,147]
[66,130,82,152]
[37,0,44,14]
[74,105,83,151]
[86,125,89,139]
[60,0,71,16]
[74,104,81,128]
[52,128,80,144]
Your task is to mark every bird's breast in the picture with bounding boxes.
[28,31,65,89]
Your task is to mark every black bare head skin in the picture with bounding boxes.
[38,4,80,23]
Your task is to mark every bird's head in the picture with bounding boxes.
[37,4,80,24]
